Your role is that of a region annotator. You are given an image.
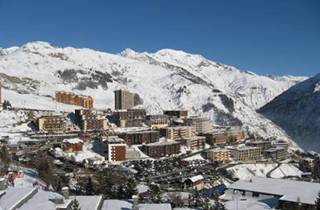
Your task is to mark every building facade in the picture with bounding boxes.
[183,136,206,150]
[184,175,204,191]
[263,147,287,160]
[114,89,135,110]
[166,126,196,140]
[146,115,169,129]
[187,117,213,134]
[108,143,126,162]
[118,130,159,145]
[36,115,66,133]
[75,109,108,131]
[207,148,231,162]
[63,138,83,152]
[113,109,146,127]
[55,91,93,108]
[230,146,261,161]
[246,140,272,151]
[142,140,180,158]
[203,129,245,146]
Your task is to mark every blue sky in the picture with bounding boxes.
[0,0,319,76]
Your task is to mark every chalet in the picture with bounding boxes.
[63,138,83,152]
[184,175,204,191]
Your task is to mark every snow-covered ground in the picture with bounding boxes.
[54,141,105,164]
[227,163,302,180]
[183,153,205,161]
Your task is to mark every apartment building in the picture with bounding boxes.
[163,110,188,118]
[263,147,287,160]
[207,148,231,162]
[108,143,126,162]
[55,91,93,108]
[63,138,83,152]
[246,140,272,150]
[146,115,169,129]
[142,139,180,158]
[230,146,261,161]
[187,117,213,134]
[166,126,196,140]
[75,109,108,131]
[114,89,135,110]
[203,128,245,146]
[182,136,206,150]
[113,109,146,127]
[118,130,159,145]
[36,115,66,133]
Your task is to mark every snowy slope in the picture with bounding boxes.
[0,41,306,148]
[259,73,320,152]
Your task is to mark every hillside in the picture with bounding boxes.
[259,74,320,152]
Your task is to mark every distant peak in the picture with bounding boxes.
[119,48,139,57]
[156,48,197,57]
[21,41,55,50]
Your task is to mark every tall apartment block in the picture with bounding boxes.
[114,89,134,110]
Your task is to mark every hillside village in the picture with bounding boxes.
[0,82,320,210]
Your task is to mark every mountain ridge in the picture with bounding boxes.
[0,41,307,149]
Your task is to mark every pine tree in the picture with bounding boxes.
[313,157,320,180]
[70,199,81,210]
[85,177,94,195]
[315,192,320,210]
[0,145,9,164]
[36,154,53,187]
[2,100,12,110]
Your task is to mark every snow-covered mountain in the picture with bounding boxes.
[0,41,306,148]
[259,74,320,152]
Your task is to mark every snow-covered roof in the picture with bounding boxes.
[146,139,179,147]
[113,127,149,133]
[106,136,125,143]
[5,188,102,210]
[75,195,103,210]
[209,148,230,152]
[228,176,320,205]
[188,175,204,183]
[231,146,260,151]
[0,187,37,210]
[102,199,132,210]
[63,138,83,144]
[139,203,172,210]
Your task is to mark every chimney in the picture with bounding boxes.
[62,186,69,199]
[132,195,139,210]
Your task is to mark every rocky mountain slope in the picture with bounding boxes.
[259,74,320,152]
[0,41,306,148]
